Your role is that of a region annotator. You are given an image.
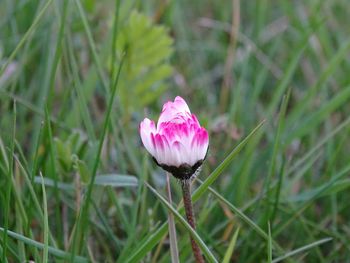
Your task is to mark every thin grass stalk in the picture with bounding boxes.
[69,54,125,260]
[166,173,179,263]
[2,100,16,263]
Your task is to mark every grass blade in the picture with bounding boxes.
[145,182,218,263]
[204,182,269,241]
[222,227,240,263]
[74,0,108,91]
[94,174,138,187]
[2,100,16,263]
[44,105,62,243]
[287,38,350,125]
[193,120,265,202]
[287,85,350,142]
[69,53,125,258]
[267,222,272,263]
[264,90,290,222]
[0,0,54,77]
[287,115,350,176]
[0,228,88,263]
[39,172,49,263]
[166,173,180,263]
[272,238,332,263]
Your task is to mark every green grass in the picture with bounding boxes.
[1,0,350,262]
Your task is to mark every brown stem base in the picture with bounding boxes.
[181,180,205,263]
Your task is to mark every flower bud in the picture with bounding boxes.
[140,96,209,180]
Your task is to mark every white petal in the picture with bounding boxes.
[139,118,156,156]
[157,96,191,128]
[172,141,190,166]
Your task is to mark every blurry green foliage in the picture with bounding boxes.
[54,132,91,183]
[111,11,174,114]
[83,0,96,12]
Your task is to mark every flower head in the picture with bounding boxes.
[139,96,209,180]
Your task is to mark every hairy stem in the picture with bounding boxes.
[181,180,204,263]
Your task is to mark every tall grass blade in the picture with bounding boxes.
[145,183,218,263]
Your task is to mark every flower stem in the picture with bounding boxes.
[181,180,205,263]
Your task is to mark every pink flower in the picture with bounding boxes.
[139,96,209,180]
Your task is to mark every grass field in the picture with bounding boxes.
[1,0,350,262]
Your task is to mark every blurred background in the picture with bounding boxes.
[1,0,350,262]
